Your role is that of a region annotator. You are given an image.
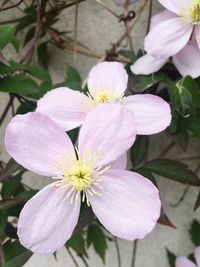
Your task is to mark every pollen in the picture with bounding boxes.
[53,148,109,205]
[180,0,200,24]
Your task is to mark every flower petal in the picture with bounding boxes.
[195,247,200,267]
[151,10,177,29]
[158,0,191,14]
[131,54,167,75]
[18,183,80,254]
[145,18,193,59]
[89,170,161,240]
[37,87,88,131]
[173,41,200,78]
[5,112,75,176]
[125,94,171,135]
[110,153,127,170]
[195,26,200,50]
[87,62,128,99]
[78,104,136,167]
[176,257,197,267]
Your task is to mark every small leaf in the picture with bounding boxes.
[0,24,16,49]
[2,240,32,267]
[24,26,35,46]
[166,248,176,267]
[1,174,22,199]
[145,159,200,186]
[37,42,49,69]
[87,224,107,263]
[0,76,40,99]
[131,135,148,166]
[190,220,200,246]
[16,101,36,115]
[66,64,81,83]
[0,210,8,237]
[66,231,86,256]
[27,66,52,83]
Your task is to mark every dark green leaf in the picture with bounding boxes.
[166,248,176,267]
[0,210,8,237]
[0,159,23,182]
[0,76,40,99]
[66,64,81,83]
[3,240,32,267]
[24,26,35,46]
[145,159,200,186]
[1,174,22,199]
[16,101,36,115]
[190,220,200,246]
[0,24,16,49]
[37,42,49,69]
[136,72,168,91]
[87,225,107,263]
[5,223,18,240]
[131,136,148,166]
[66,231,86,255]
[27,66,51,83]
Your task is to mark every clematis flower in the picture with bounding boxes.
[176,247,200,267]
[5,104,161,254]
[131,41,200,78]
[37,62,171,135]
[132,10,200,78]
[145,0,200,59]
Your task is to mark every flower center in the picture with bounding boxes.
[93,91,119,104]
[53,149,109,205]
[180,0,200,24]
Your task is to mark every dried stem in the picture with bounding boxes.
[146,0,153,35]
[124,0,134,51]
[0,0,24,11]
[131,240,138,267]
[158,141,176,158]
[114,237,121,267]
[0,95,14,127]
[66,248,80,267]
[95,0,120,19]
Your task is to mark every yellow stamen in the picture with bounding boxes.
[180,0,200,24]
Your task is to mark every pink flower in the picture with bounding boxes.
[145,1,200,59]
[176,247,200,267]
[132,10,200,78]
[5,104,161,254]
[37,62,171,135]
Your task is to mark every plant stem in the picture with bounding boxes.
[146,0,153,35]
[114,237,121,267]
[131,240,138,267]
[66,248,80,267]
[0,0,24,11]
[0,95,14,127]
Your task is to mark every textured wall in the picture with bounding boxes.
[1,1,200,266]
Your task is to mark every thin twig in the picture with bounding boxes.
[158,141,176,158]
[0,95,14,126]
[95,0,120,19]
[131,240,138,267]
[0,18,21,25]
[45,0,85,15]
[0,0,24,11]
[79,255,89,267]
[146,0,153,35]
[66,248,80,267]
[124,0,134,51]
[73,2,79,66]
[114,237,121,267]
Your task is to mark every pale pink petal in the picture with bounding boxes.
[89,170,161,240]
[131,54,167,75]
[87,62,128,99]
[151,10,177,29]
[173,41,200,78]
[125,94,171,135]
[158,0,191,14]
[195,26,200,49]
[145,18,193,59]
[5,112,75,176]
[37,87,88,131]
[176,257,197,267]
[78,104,136,167]
[195,247,200,267]
[18,183,80,254]
[110,153,127,170]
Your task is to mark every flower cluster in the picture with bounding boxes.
[132,0,200,78]
[5,62,171,254]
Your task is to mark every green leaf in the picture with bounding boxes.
[166,248,176,267]
[131,136,148,166]
[67,128,79,145]
[16,101,36,115]
[0,24,16,49]
[37,42,49,69]
[27,66,52,83]
[24,26,35,46]
[3,240,32,267]
[5,223,18,240]
[66,64,81,83]
[0,76,40,99]
[0,210,8,237]
[1,174,22,199]
[66,231,86,255]
[190,220,200,246]
[87,224,107,263]
[145,159,200,186]
[136,72,168,91]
